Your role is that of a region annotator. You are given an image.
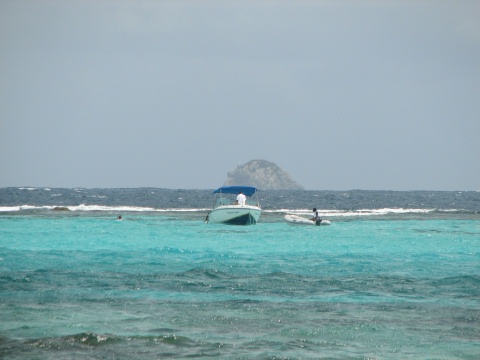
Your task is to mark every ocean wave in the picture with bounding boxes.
[0,204,210,213]
[1,205,477,217]
[0,332,222,358]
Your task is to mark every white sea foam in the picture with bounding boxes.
[71,204,210,212]
[0,206,22,212]
[0,205,445,216]
[0,205,210,213]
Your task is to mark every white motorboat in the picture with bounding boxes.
[284,214,331,226]
[206,186,261,225]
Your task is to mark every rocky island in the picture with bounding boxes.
[223,159,304,190]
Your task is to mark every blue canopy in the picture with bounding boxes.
[212,186,257,197]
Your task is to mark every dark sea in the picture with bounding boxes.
[1,188,479,359]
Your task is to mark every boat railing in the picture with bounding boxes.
[213,194,260,208]
[246,199,260,207]
[215,197,231,207]
[214,197,260,208]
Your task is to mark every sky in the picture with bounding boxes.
[1,0,479,191]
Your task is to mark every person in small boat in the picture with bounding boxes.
[236,191,246,206]
[311,208,322,225]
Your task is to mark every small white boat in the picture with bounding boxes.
[284,214,331,226]
[206,186,261,225]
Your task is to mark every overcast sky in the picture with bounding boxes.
[1,0,479,190]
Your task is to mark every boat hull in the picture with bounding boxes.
[208,205,261,225]
[284,214,331,226]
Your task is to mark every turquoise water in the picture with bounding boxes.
[1,211,479,359]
